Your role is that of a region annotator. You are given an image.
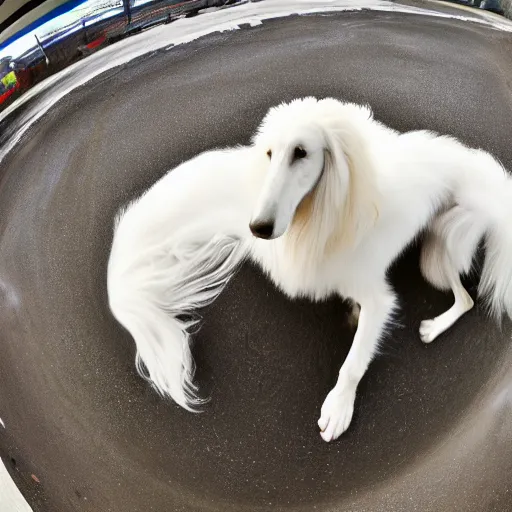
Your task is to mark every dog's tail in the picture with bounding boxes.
[477,179,512,321]
[108,232,246,410]
[421,149,512,321]
[107,149,256,410]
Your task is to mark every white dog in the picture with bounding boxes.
[107,97,512,442]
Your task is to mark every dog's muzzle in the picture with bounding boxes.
[249,221,275,240]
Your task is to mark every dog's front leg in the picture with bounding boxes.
[318,285,396,442]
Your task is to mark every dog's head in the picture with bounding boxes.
[249,97,380,251]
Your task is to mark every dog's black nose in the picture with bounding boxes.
[250,221,274,240]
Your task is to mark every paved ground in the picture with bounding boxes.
[1,6,512,512]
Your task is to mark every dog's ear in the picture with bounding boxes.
[321,112,381,251]
[286,99,380,258]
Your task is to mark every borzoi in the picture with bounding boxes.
[107,97,512,442]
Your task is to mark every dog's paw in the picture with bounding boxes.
[318,386,356,442]
[419,318,442,344]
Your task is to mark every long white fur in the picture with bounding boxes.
[107,97,512,441]
[107,147,265,409]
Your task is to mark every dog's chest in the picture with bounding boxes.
[250,240,349,301]
[250,237,375,302]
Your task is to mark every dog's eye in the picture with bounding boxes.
[266,149,272,159]
[293,146,307,160]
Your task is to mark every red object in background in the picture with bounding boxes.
[86,34,107,50]
[0,62,44,106]
[0,82,20,105]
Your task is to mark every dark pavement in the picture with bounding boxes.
[0,8,512,512]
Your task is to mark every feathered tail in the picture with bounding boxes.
[421,149,512,322]
[108,233,246,410]
[107,148,257,410]
[477,179,512,321]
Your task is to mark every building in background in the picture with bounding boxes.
[0,0,510,112]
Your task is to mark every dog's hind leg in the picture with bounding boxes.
[318,283,397,442]
[419,206,483,343]
[419,251,474,343]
